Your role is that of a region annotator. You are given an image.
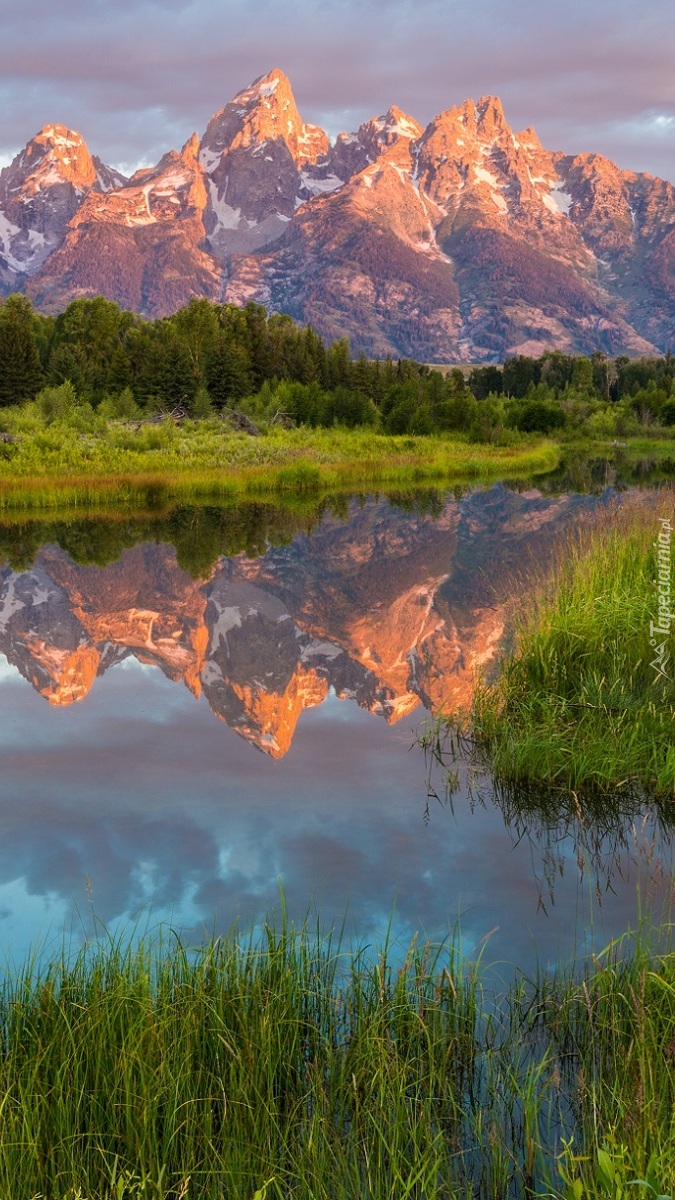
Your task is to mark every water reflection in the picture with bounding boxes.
[0,483,671,968]
[0,484,614,755]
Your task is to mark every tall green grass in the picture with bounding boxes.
[0,414,559,511]
[444,494,675,798]
[0,918,673,1199]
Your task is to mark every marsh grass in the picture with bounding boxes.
[442,493,675,798]
[0,917,673,1199]
[0,416,558,511]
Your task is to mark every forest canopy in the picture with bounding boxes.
[1,293,675,440]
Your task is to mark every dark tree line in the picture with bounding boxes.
[1,293,675,437]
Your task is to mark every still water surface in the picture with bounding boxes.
[0,479,671,970]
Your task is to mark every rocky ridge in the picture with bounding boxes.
[2,70,674,359]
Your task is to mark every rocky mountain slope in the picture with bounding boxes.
[2,70,674,360]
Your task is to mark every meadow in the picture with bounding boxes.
[0,915,673,1200]
[0,408,559,511]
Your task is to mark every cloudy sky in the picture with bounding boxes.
[1,0,673,179]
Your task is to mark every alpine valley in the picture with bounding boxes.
[2,68,674,363]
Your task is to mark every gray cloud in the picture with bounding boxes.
[0,0,674,178]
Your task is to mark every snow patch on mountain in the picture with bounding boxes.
[299,171,343,196]
[199,146,222,174]
[474,165,508,214]
[543,184,573,215]
[259,78,279,98]
[0,578,25,629]
[208,181,257,231]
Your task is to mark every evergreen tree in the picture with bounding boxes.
[206,335,252,406]
[105,345,134,396]
[242,302,274,386]
[154,335,198,408]
[51,297,133,403]
[0,295,43,405]
[47,342,90,397]
[503,355,540,398]
[468,364,503,400]
[571,356,594,392]
[326,339,351,388]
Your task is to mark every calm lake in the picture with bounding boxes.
[0,466,672,971]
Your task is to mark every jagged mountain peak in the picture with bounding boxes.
[475,94,507,122]
[4,72,675,361]
[0,123,101,279]
[74,135,209,235]
[233,67,295,106]
[196,68,332,256]
[515,125,543,150]
[32,122,86,148]
[425,94,512,147]
[200,67,329,170]
[2,123,96,197]
[181,132,201,160]
[375,106,423,139]
[333,106,424,188]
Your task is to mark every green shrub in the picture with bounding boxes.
[37,380,80,422]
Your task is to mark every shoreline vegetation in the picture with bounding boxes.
[434,494,675,799]
[0,422,560,512]
[0,426,673,514]
[1,294,675,509]
[1,917,673,1200]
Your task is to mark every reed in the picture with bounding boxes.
[444,493,675,798]
[0,917,672,1199]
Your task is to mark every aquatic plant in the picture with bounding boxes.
[0,915,673,1198]
[441,494,675,798]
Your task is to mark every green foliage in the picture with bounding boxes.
[3,294,675,444]
[447,496,675,797]
[507,397,567,434]
[189,385,213,419]
[36,380,80,422]
[468,394,506,442]
[97,388,142,420]
[0,294,43,405]
[206,333,252,405]
[0,409,559,511]
[503,354,541,397]
[0,919,674,1198]
[468,364,503,400]
[661,399,675,427]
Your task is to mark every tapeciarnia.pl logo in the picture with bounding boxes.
[649,516,673,682]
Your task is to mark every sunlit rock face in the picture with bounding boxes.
[24,133,221,317]
[199,68,333,258]
[0,487,606,756]
[0,124,126,287]
[4,71,673,356]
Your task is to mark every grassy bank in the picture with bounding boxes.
[0,919,673,1199]
[0,418,559,510]
[442,494,675,798]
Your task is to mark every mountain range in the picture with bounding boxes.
[1,69,674,362]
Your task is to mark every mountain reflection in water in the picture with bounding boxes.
[0,484,671,968]
[0,484,611,755]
